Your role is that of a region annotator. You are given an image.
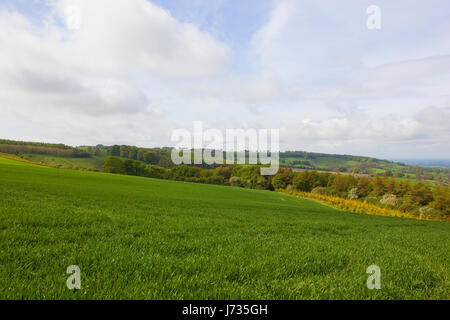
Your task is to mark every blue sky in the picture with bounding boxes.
[0,0,449,158]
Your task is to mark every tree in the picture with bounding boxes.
[157,155,172,168]
[103,156,126,174]
[272,169,293,190]
[120,145,129,158]
[332,174,355,193]
[371,176,386,196]
[356,177,371,197]
[145,165,168,179]
[109,145,120,156]
[430,186,450,218]
[229,176,241,187]
[255,176,270,190]
[143,151,160,164]
[137,149,146,162]
[397,180,410,196]
[128,147,138,160]
[293,172,311,191]
[385,178,398,195]
[123,159,146,176]
[384,170,393,177]
[407,183,433,206]
[214,166,233,180]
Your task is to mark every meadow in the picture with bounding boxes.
[19,153,107,170]
[0,156,448,299]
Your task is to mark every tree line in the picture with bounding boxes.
[271,169,449,220]
[0,144,91,158]
[108,145,174,168]
[0,139,73,149]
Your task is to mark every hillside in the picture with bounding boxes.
[280,151,449,185]
[0,156,448,299]
[1,139,449,185]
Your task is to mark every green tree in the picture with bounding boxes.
[120,145,129,158]
[271,168,293,190]
[123,159,146,176]
[137,149,146,161]
[332,174,355,193]
[103,156,126,174]
[293,172,311,191]
[430,186,450,218]
[356,177,371,197]
[145,165,168,179]
[229,176,241,187]
[385,178,398,195]
[143,151,160,164]
[128,147,138,160]
[407,183,433,206]
[109,145,120,156]
[397,180,411,196]
[157,155,172,168]
[371,176,386,196]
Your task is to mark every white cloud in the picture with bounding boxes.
[251,0,298,50]
[0,0,449,158]
[0,0,230,116]
[278,106,449,157]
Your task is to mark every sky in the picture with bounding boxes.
[0,0,449,159]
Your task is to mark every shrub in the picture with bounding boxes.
[311,187,327,195]
[103,156,126,174]
[229,176,241,187]
[272,168,294,189]
[280,189,417,220]
[145,165,168,179]
[348,188,359,200]
[380,194,397,206]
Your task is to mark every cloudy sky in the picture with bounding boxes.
[0,0,449,159]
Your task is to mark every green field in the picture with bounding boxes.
[0,156,449,299]
[20,153,108,170]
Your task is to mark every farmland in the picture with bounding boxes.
[2,139,448,187]
[0,156,449,299]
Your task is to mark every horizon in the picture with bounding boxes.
[2,136,450,164]
[0,0,449,159]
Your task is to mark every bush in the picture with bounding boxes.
[311,187,327,195]
[229,176,241,187]
[103,156,126,174]
[380,194,397,206]
[281,189,416,220]
[272,168,293,189]
[348,188,359,200]
[145,165,168,179]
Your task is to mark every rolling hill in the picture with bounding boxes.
[0,155,448,299]
[1,139,448,186]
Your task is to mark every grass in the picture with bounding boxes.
[19,153,108,170]
[312,157,360,168]
[0,156,449,299]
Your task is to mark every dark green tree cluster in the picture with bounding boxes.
[0,144,91,158]
[0,139,72,149]
[103,157,230,185]
[104,156,153,176]
[108,145,173,168]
